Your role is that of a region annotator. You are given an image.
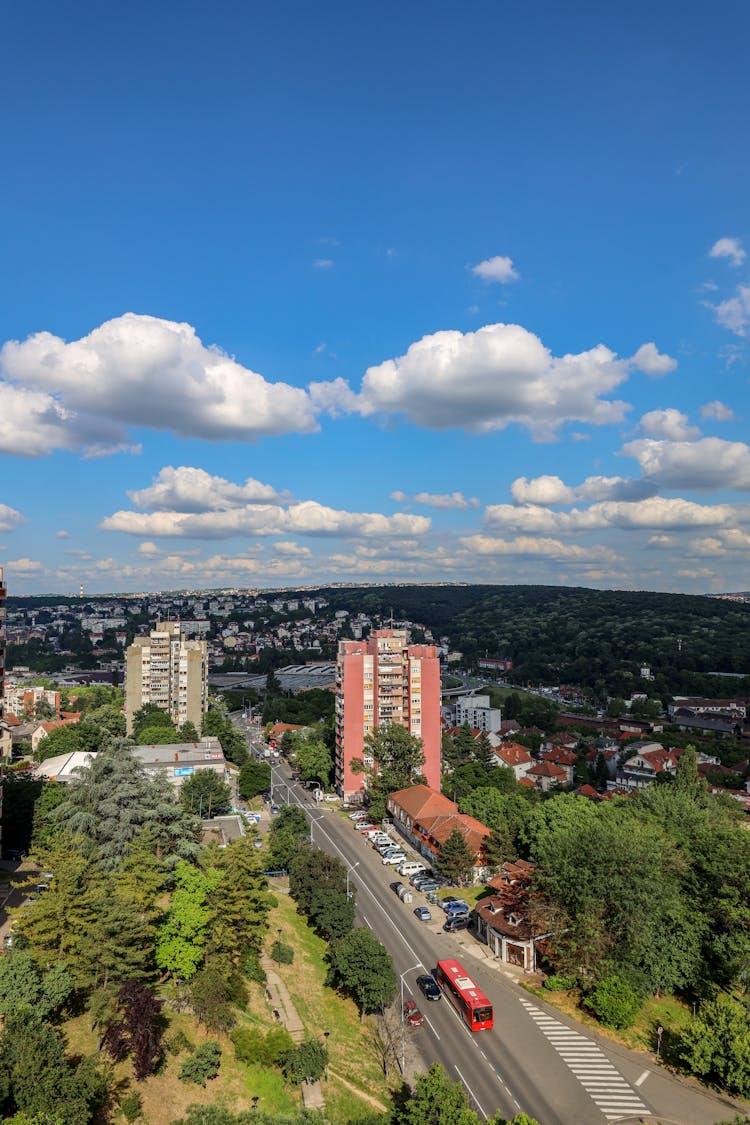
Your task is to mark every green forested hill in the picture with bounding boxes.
[315,585,750,700]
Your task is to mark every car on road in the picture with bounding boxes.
[404,999,424,1027]
[414,906,432,922]
[382,851,407,865]
[417,974,441,1001]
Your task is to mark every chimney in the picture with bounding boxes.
[175,752,179,761]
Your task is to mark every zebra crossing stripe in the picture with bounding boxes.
[520,1000,650,1119]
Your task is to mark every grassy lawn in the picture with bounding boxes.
[269,893,394,1118]
[436,886,487,908]
[64,1008,275,1125]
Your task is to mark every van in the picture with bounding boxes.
[397,861,425,878]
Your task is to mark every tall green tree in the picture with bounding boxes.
[436,829,476,886]
[289,847,354,940]
[238,759,271,799]
[295,737,333,789]
[206,837,275,965]
[358,724,425,819]
[156,861,222,983]
[327,928,397,1016]
[180,771,233,818]
[267,805,309,869]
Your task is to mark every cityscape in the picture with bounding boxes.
[1,2,750,1124]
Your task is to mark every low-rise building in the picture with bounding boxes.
[131,737,229,790]
[491,741,533,780]
[387,784,490,884]
[473,860,550,972]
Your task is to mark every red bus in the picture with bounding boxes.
[435,959,494,1031]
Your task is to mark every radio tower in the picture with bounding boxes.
[79,583,84,598]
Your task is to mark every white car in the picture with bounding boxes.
[382,852,407,865]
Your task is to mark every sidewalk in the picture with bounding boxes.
[260,952,325,1112]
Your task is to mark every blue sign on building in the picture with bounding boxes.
[174,766,194,777]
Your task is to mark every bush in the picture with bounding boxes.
[240,950,266,984]
[179,1041,221,1086]
[279,1039,328,1085]
[543,974,577,991]
[230,1024,294,1068]
[270,940,294,966]
[165,1029,194,1056]
[190,969,236,1034]
[120,1090,143,1121]
[586,975,641,1029]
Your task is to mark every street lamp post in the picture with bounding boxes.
[310,815,324,844]
[346,861,360,899]
[323,1030,330,1081]
[399,962,422,1076]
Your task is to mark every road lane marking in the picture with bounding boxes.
[276,771,525,1114]
[422,1014,441,1041]
[454,1065,487,1120]
[520,998,651,1119]
[635,1070,650,1087]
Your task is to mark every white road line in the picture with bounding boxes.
[422,1014,441,1041]
[635,1069,650,1086]
[454,1065,487,1120]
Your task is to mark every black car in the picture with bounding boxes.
[417,974,441,1001]
[443,914,471,933]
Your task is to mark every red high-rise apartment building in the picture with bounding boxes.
[335,628,441,802]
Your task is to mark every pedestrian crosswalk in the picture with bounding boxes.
[519,998,650,1121]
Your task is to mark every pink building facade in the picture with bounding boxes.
[335,629,441,801]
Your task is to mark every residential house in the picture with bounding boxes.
[473,860,549,972]
[526,760,567,792]
[387,784,491,884]
[539,747,577,786]
[491,741,533,780]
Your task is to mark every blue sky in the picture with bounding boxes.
[1,0,749,595]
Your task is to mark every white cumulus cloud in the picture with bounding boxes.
[461,534,617,562]
[127,466,286,512]
[0,313,322,448]
[335,322,633,438]
[710,237,746,268]
[510,474,657,506]
[485,496,734,533]
[622,436,750,490]
[471,256,520,283]
[630,342,678,377]
[403,491,480,510]
[700,400,735,422]
[0,503,25,532]
[639,409,701,441]
[713,285,750,336]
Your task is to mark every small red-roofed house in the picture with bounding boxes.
[492,740,533,780]
[527,760,567,793]
[387,784,491,883]
[540,747,577,785]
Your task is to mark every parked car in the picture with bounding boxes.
[348,811,369,820]
[443,914,471,932]
[382,852,407,865]
[391,881,405,895]
[414,906,432,922]
[404,999,424,1027]
[417,881,441,893]
[441,896,468,912]
[417,974,441,1001]
[411,873,435,888]
[444,902,470,916]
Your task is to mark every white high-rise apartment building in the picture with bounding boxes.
[125,620,208,735]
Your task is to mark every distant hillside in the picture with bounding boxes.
[315,584,750,700]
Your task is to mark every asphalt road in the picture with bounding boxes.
[236,722,746,1125]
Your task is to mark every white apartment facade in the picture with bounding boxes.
[125,620,208,735]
